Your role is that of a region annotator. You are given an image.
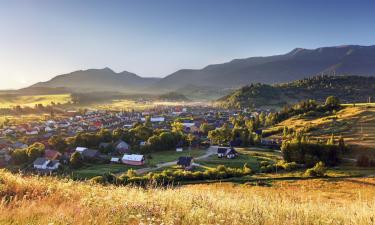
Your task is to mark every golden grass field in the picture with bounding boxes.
[275,106,375,152]
[0,94,71,108]
[0,170,375,225]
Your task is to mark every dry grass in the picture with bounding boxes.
[0,170,375,225]
[275,106,375,152]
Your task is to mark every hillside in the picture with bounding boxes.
[267,105,375,155]
[152,45,375,90]
[1,170,375,224]
[31,68,161,93]
[218,75,375,109]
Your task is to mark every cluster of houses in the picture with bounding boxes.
[2,105,275,173]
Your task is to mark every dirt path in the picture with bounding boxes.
[134,147,217,175]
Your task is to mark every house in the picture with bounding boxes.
[44,149,62,160]
[12,142,28,149]
[217,147,238,159]
[80,149,100,159]
[33,157,60,171]
[177,156,193,170]
[141,117,165,123]
[122,154,145,166]
[110,157,121,163]
[114,140,130,153]
[75,147,88,153]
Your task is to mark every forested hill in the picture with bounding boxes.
[218,75,375,109]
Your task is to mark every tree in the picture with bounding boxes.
[325,96,340,108]
[70,152,83,169]
[338,136,346,153]
[26,142,45,161]
[199,123,214,135]
[327,134,335,145]
[171,121,184,134]
[98,129,112,142]
[48,135,67,152]
[11,149,28,164]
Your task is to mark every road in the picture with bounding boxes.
[135,147,217,175]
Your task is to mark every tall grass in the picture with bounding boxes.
[0,170,374,225]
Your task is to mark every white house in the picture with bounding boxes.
[122,154,145,166]
[75,147,88,153]
[33,157,60,171]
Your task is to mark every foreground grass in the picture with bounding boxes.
[0,170,374,225]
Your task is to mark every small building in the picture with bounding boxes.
[177,156,193,170]
[217,147,238,159]
[81,149,100,159]
[75,147,88,153]
[110,157,121,163]
[33,157,60,171]
[122,154,145,166]
[114,140,130,153]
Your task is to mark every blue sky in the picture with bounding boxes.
[1,0,375,89]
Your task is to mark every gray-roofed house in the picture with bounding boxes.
[177,156,193,170]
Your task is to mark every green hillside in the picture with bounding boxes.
[218,75,375,109]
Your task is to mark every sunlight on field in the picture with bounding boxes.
[0,94,71,108]
[0,171,374,225]
[91,99,209,111]
[275,106,375,151]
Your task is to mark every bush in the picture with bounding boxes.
[281,142,341,166]
[356,155,375,167]
[114,165,253,186]
[304,162,326,177]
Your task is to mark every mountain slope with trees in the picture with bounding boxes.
[218,75,375,108]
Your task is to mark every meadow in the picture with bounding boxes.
[0,94,71,108]
[0,170,374,225]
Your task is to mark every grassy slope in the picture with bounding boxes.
[269,106,375,155]
[1,170,375,224]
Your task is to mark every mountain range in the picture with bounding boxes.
[28,45,375,98]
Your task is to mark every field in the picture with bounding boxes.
[90,99,207,111]
[0,170,374,225]
[0,94,71,108]
[147,149,207,166]
[196,148,281,171]
[70,163,142,179]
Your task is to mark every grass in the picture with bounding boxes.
[196,148,280,172]
[71,163,141,179]
[268,106,375,155]
[147,148,207,166]
[1,170,375,224]
[0,94,71,108]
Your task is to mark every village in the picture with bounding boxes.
[0,105,281,179]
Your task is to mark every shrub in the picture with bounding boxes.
[356,155,375,167]
[304,161,326,177]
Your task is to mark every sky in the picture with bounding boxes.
[1,0,375,90]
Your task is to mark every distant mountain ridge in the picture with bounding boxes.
[27,45,375,95]
[152,45,375,90]
[31,67,161,93]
